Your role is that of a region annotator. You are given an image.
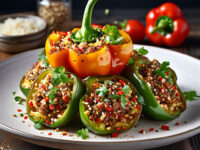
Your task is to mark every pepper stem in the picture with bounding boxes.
[71,0,101,43]
[151,16,174,36]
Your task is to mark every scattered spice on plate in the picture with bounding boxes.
[161,125,170,130]
[139,129,146,134]
[149,128,154,132]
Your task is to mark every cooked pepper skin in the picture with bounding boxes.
[79,76,142,135]
[45,31,72,71]
[146,2,190,47]
[123,55,186,121]
[26,68,84,128]
[20,77,30,97]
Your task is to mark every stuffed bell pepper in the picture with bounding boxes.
[20,49,50,97]
[45,0,133,78]
[123,53,186,121]
[79,76,142,135]
[26,67,83,128]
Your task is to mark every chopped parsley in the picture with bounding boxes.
[120,85,131,108]
[154,61,173,84]
[38,49,49,67]
[104,25,123,45]
[52,66,72,86]
[183,91,200,101]
[49,87,58,104]
[19,113,24,117]
[137,47,148,56]
[34,122,43,130]
[96,80,112,97]
[14,96,23,104]
[138,95,145,105]
[77,128,89,140]
[12,91,16,96]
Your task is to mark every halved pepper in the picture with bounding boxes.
[26,68,83,128]
[45,0,133,78]
[79,76,142,135]
[123,55,186,121]
[20,50,50,97]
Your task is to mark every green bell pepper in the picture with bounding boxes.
[27,68,84,128]
[123,55,186,121]
[79,75,142,135]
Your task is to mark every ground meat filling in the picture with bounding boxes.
[83,79,141,131]
[29,73,73,125]
[139,60,185,113]
[22,61,49,89]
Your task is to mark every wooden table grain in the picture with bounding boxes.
[0,9,200,150]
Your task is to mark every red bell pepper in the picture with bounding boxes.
[146,2,190,47]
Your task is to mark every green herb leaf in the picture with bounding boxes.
[19,113,24,117]
[137,95,145,105]
[104,80,113,87]
[154,61,173,85]
[49,87,58,104]
[114,20,127,31]
[77,128,89,140]
[108,94,121,99]
[96,86,109,97]
[12,91,16,96]
[127,57,134,65]
[14,96,23,104]
[121,95,128,108]
[34,122,43,130]
[137,47,148,55]
[104,24,123,45]
[38,49,47,61]
[183,91,200,101]
[104,98,110,103]
[122,85,130,95]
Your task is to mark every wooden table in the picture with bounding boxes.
[0,9,200,150]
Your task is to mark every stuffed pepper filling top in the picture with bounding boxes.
[21,61,49,89]
[82,79,141,131]
[138,59,185,113]
[28,72,73,125]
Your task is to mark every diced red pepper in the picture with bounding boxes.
[45,120,50,125]
[136,105,141,111]
[56,105,61,110]
[24,116,28,120]
[117,91,124,95]
[119,80,125,87]
[49,104,54,110]
[149,128,154,132]
[63,96,68,102]
[48,132,52,136]
[111,133,119,138]
[96,118,101,123]
[161,125,170,130]
[17,109,22,112]
[29,101,34,107]
[35,62,39,66]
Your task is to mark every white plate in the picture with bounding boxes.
[0,44,200,150]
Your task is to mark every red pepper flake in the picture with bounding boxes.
[44,98,49,102]
[166,72,170,76]
[29,101,34,107]
[132,97,136,102]
[48,132,52,136]
[176,122,180,126]
[63,96,68,102]
[149,128,154,132]
[69,134,74,137]
[119,80,125,87]
[85,99,89,102]
[116,128,121,131]
[105,106,113,112]
[161,125,170,130]
[49,104,54,110]
[24,116,28,120]
[122,126,127,130]
[173,86,177,91]
[17,109,22,112]
[96,118,101,123]
[176,91,180,96]
[62,132,67,136]
[111,133,119,138]
[45,120,50,125]
[35,62,39,66]
[136,105,141,111]
[139,129,146,134]
[117,91,124,95]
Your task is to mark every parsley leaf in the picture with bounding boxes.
[96,80,112,98]
[34,122,43,130]
[49,87,58,104]
[137,95,145,105]
[104,98,110,103]
[14,96,23,104]
[183,91,200,101]
[77,128,89,140]
[38,49,47,62]
[138,47,148,55]
[122,85,130,95]
[52,66,72,86]
[127,57,134,65]
[19,113,24,117]
[104,25,123,45]
[121,95,128,108]
[12,91,16,96]
[108,94,121,99]
[154,61,173,84]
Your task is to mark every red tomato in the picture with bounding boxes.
[125,20,145,43]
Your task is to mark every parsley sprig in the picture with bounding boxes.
[95,80,112,98]
[38,49,49,67]
[104,25,123,45]
[154,61,173,84]
[48,66,72,104]
[77,128,89,140]
[14,96,23,104]
[183,91,200,101]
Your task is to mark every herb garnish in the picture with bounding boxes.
[183,91,200,101]
[104,25,123,45]
[49,87,58,104]
[14,96,23,104]
[120,85,131,108]
[154,61,173,84]
[77,128,89,140]
[19,113,24,117]
[114,20,127,30]
[38,49,49,67]
[137,95,145,105]
[96,80,112,98]
[52,67,72,86]
[12,91,16,96]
